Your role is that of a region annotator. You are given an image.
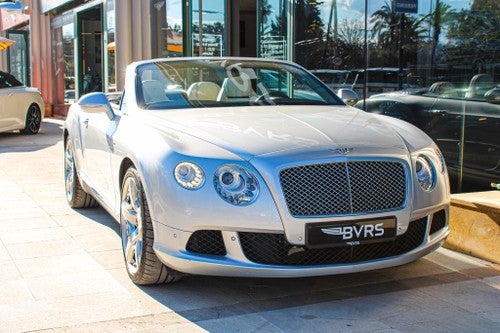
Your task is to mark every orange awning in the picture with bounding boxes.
[167,44,183,53]
[0,36,15,50]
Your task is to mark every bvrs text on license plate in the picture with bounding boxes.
[306,217,397,248]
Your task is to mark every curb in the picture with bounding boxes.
[444,191,500,264]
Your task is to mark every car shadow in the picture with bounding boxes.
[0,119,64,153]
[135,258,498,330]
[73,206,499,330]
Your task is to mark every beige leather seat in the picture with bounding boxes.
[217,77,257,102]
[217,68,257,102]
[186,82,221,101]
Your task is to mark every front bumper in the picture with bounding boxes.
[153,209,450,278]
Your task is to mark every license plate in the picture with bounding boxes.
[306,217,397,248]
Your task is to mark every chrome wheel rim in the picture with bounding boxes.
[121,177,143,274]
[64,141,75,202]
[27,106,41,133]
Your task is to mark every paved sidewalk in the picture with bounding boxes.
[0,119,499,332]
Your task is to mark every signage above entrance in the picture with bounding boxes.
[40,0,75,14]
[394,0,418,14]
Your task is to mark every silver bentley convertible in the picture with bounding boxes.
[63,58,450,285]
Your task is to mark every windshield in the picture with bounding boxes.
[136,59,343,110]
[0,71,23,88]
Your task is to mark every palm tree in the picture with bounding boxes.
[427,0,455,73]
[370,1,400,47]
[370,1,426,67]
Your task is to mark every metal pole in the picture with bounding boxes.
[198,0,203,56]
[364,0,368,102]
[398,13,404,90]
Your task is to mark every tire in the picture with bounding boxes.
[20,104,42,135]
[64,138,97,208]
[120,166,182,285]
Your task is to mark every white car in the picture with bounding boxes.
[64,58,450,285]
[0,71,44,134]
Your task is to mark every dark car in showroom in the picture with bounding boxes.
[355,74,500,193]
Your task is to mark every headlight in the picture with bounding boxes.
[415,155,436,191]
[174,162,205,190]
[214,165,259,205]
[434,148,447,174]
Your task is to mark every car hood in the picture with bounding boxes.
[147,105,408,160]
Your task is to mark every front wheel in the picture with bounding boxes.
[64,138,97,208]
[120,166,182,285]
[20,104,42,135]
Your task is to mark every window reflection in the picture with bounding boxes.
[51,14,75,104]
[7,31,28,85]
[260,0,287,59]
[106,0,116,92]
[192,0,225,56]
[151,0,184,57]
[166,0,184,56]
[295,1,499,192]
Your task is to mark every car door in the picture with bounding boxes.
[425,91,500,191]
[0,73,24,131]
[80,107,117,208]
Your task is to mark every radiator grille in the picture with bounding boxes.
[239,217,427,266]
[280,161,406,217]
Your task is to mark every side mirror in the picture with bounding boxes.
[78,92,115,120]
[338,88,359,106]
[485,88,500,104]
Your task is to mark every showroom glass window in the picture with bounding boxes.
[106,0,116,91]
[191,0,226,56]
[6,29,29,86]
[260,0,288,60]
[51,13,75,104]
[366,0,499,193]
[151,0,184,57]
[294,0,499,193]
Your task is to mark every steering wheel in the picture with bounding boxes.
[254,91,289,105]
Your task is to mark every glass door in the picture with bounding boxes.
[190,0,226,56]
[257,0,288,60]
[76,4,103,98]
[6,30,29,86]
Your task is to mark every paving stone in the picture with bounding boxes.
[0,119,498,332]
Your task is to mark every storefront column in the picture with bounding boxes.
[29,0,53,116]
[115,0,131,90]
[115,0,152,91]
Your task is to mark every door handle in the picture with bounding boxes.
[83,118,89,128]
[431,109,447,116]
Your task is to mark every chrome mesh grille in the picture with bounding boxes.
[186,230,227,256]
[280,161,406,217]
[239,217,427,266]
[429,209,446,234]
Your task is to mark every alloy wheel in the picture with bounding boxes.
[64,141,75,203]
[121,177,143,274]
[27,106,41,133]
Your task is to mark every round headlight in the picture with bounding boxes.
[214,165,259,206]
[174,162,205,190]
[415,155,436,191]
[434,148,447,174]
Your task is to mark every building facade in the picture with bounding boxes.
[1,0,499,193]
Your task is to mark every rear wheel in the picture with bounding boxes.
[20,104,41,134]
[64,138,97,208]
[121,166,182,285]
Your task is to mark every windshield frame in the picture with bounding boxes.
[135,58,344,110]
